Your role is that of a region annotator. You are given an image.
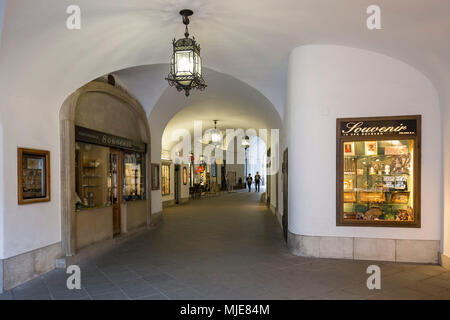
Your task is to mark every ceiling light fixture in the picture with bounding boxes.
[166,9,206,97]
[211,120,221,145]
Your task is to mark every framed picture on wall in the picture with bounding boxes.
[183,167,187,185]
[18,148,51,204]
[151,163,160,190]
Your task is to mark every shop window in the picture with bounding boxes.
[162,163,170,196]
[337,116,421,227]
[123,152,146,201]
[75,142,111,210]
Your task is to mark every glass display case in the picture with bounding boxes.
[337,115,421,227]
[123,152,145,201]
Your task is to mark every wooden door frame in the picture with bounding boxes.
[110,148,123,237]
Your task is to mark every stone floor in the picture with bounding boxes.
[1,190,450,300]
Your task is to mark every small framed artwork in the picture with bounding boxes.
[343,142,355,156]
[183,167,187,185]
[365,141,378,156]
[18,148,50,204]
[151,163,160,190]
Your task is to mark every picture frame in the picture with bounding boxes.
[365,141,378,156]
[343,142,355,156]
[18,148,50,204]
[151,163,160,190]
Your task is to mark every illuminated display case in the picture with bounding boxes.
[336,115,421,227]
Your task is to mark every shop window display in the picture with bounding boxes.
[123,152,146,201]
[337,116,421,227]
[75,142,110,210]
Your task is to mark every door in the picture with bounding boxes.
[110,149,122,237]
[282,149,288,243]
[174,164,180,204]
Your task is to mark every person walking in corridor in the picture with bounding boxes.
[255,172,261,192]
[246,174,253,192]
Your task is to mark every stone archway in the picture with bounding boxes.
[59,81,152,257]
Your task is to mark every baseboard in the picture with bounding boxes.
[150,211,163,228]
[162,199,175,208]
[57,225,149,269]
[2,242,62,292]
[0,259,3,294]
[272,206,282,227]
[441,253,450,270]
[288,231,440,264]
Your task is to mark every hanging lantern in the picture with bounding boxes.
[242,135,250,149]
[211,120,221,145]
[166,9,206,97]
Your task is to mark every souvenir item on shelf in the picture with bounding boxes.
[390,154,411,174]
[385,145,408,155]
[359,192,386,203]
[396,208,413,221]
[344,212,357,219]
[344,157,356,174]
[391,192,410,204]
[364,207,383,220]
[343,192,356,203]
[344,179,353,191]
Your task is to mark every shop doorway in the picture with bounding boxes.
[110,149,122,237]
[174,164,180,204]
[282,148,288,243]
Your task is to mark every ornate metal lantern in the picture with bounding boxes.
[166,9,206,96]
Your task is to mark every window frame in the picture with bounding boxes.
[336,115,421,228]
[161,162,171,196]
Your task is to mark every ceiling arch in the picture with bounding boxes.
[1,0,449,123]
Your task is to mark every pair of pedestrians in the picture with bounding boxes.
[246,172,261,192]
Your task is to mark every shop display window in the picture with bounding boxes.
[75,142,111,210]
[162,163,170,195]
[337,116,421,227]
[123,152,146,201]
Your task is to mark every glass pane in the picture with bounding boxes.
[75,142,110,210]
[22,154,46,199]
[123,152,145,201]
[175,50,193,76]
[343,139,414,222]
[162,164,170,195]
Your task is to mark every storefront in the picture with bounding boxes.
[74,126,147,237]
[60,80,152,255]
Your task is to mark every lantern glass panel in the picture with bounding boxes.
[194,52,202,76]
[175,50,194,76]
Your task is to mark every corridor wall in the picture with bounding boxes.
[285,45,442,263]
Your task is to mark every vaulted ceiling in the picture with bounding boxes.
[1,0,449,123]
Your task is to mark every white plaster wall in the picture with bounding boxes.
[286,45,441,241]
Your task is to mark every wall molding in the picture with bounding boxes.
[288,231,440,264]
[2,242,62,292]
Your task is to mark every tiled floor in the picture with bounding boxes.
[1,190,450,300]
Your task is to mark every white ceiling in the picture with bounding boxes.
[1,0,449,130]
